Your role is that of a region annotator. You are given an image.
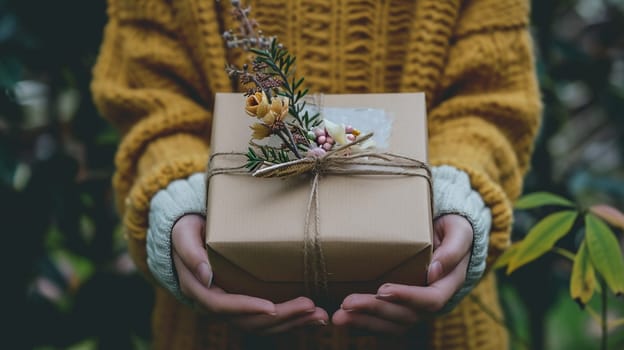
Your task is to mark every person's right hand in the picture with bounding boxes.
[172,214,328,334]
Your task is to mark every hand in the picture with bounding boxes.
[172,214,329,334]
[331,214,473,334]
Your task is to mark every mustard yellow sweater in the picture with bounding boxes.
[91,0,541,349]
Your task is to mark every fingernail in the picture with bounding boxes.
[376,283,393,297]
[309,319,327,326]
[428,260,443,284]
[265,303,278,316]
[339,303,351,312]
[306,308,317,313]
[197,262,213,287]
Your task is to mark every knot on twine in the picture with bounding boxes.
[206,133,432,300]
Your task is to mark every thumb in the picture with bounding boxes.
[172,214,213,287]
[428,215,473,284]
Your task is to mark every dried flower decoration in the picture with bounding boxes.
[222,0,374,172]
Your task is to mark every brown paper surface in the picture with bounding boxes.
[206,93,432,305]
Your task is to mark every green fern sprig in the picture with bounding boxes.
[245,146,290,171]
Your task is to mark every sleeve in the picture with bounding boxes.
[427,0,542,267]
[147,173,206,303]
[432,166,491,312]
[90,0,214,279]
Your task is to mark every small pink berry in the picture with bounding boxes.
[345,125,354,133]
[306,147,327,158]
[323,142,333,151]
[326,136,334,144]
[346,134,355,142]
[317,135,326,144]
[314,128,325,137]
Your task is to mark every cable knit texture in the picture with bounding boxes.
[91,0,541,349]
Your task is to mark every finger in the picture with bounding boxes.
[340,294,419,325]
[235,307,329,334]
[429,215,473,284]
[229,296,317,330]
[377,253,470,313]
[172,215,212,286]
[173,252,276,316]
[258,308,328,334]
[332,309,407,335]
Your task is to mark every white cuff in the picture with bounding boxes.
[432,165,491,313]
[146,172,206,304]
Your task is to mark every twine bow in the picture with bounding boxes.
[207,133,432,300]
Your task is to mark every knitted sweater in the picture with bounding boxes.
[91,0,541,349]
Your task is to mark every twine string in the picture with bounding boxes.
[206,139,432,300]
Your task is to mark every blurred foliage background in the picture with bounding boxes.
[0,0,623,349]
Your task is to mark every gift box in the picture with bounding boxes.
[205,92,432,307]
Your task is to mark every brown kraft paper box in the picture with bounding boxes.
[205,92,432,308]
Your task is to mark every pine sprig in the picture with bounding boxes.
[245,146,290,171]
[251,39,321,130]
[224,1,329,170]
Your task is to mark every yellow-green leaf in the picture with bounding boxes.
[590,204,624,231]
[609,318,624,330]
[507,210,578,274]
[570,241,595,307]
[515,192,575,210]
[585,213,624,295]
[493,242,521,269]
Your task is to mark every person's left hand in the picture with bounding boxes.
[332,214,473,334]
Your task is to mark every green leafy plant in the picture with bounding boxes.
[495,192,624,349]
